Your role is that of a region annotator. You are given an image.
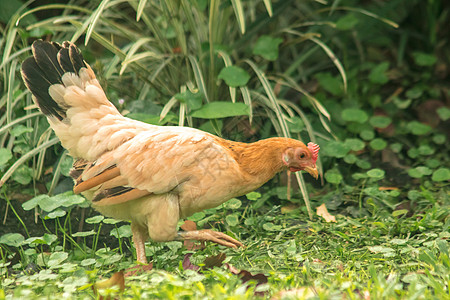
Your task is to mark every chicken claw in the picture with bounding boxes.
[177,229,244,248]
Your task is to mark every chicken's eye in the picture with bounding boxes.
[299,153,306,159]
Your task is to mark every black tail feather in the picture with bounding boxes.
[21,40,87,121]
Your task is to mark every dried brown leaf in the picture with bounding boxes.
[316,203,336,223]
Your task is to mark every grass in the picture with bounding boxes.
[1,185,449,299]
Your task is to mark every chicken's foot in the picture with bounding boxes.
[177,229,243,248]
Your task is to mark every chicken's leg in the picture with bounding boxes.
[177,229,243,248]
[131,223,149,264]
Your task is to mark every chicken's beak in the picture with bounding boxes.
[304,166,319,180]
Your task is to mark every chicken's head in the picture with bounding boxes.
[282,142,320,179]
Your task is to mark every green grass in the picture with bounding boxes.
[1,185,449,299]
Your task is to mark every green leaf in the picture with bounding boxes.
[431,168,450,182]
[369,62,389,84]
[393,98,411,109]
[360,130,375,141]
[0,233,25,247]
[407,121,431,135]
[437,107,450,121]
[43,234,58,245]
[367,168,385,179]
[110,225,132,238]
[322,141,351,158]
[344,154,357,164]
[393,210,408,218]
[188,212,206,221]
[344,138,365,151]
[369,116,391,128]
[287,117,304,133]
[81,258,97,266]
[408,166,432,178]
[0,148,13,167]
[218,66,250,87]
[10,125,33,137]
[224,198,242,209]
[325,169,343,184]
[315,72,343,96]
[252,35,283,61]
[174,90,203,110]
[12,165,33,185]
[86,215,104,224]
[46,209,67,219]
[412,52,437,66]
[32,193,85,212]
[225,214,239,227]
[246,192,261,201]
[263,222,282,231]
[47,252,69,268]
[72,230,96,237]
[432,134,446,144]
[341,108,368,123]
[103,218,121,224]
[23,195,49,211]
[191,102,249,119]
[60,156,74,177]
[356,159,371,169]
[369,138,387,150]
[405,87,423,99]
[335,14,359,30]
[417,145,434,156]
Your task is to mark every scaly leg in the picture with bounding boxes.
[176,229,243,248]
[131,223,148,264]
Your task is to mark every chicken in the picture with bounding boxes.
[21,40,320,263]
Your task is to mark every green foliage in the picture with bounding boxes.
[218,66,250,87]
[252,35,283,61]
[190,102,249,119]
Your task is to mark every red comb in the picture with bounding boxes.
[307,142,320,164]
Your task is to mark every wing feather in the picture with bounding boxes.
[70,126,234,206]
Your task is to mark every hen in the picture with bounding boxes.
[21,40,320,263]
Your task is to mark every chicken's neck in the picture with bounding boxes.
[220,137,290,185]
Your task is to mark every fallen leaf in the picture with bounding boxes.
[181,220,197,231]
[203,253,226,269]
[182,253,199,271]
[316,203,336,223]
[224,263,268,295]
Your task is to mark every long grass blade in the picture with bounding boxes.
[230,0,246,34]
[188,55,209,103]
[84,0,111,45]
[239,87,253,124]
[263,0,273,17]
[318,6,399,28]
[7,61,17,124]
[136,0,148,21]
